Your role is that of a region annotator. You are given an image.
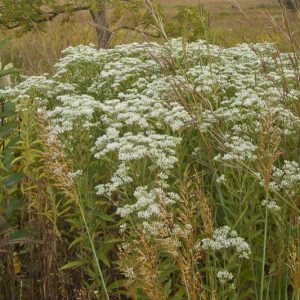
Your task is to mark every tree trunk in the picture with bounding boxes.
[89,2,112,49]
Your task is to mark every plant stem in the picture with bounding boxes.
[260,200,269,300]
[77,197,110,300]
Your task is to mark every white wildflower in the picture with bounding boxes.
[123,267,136,280]
[262,199,281,212]
[217,270,234,285]
[201,226,251,259]
[67,170,83,179]
[216,174,226,184]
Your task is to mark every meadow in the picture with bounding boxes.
[0,1,300,300]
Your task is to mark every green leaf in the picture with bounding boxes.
[98,251,110,267]
[0,67,19,77]
[6,198,24,218]
[5,136,20,148]
[108,279,125,290]
[10,229,29,240]
[68,236,86,249]
[269,262,277,274]
[3,136,21,166]
[0,122,18,138]
[103,237,122,244]
[5,172,24,187]
[164,279,172,297]
[65,218,81,226]
[172,287,186,300]
[60,260,87,270]
[4,101,15,113]
[95,211,114,222]
[0,102,15,118]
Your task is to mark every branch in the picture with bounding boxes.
[87,20,161,38]
[115,26,161,38]
[2,5,91,30]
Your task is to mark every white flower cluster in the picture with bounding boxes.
[3,38,300,227]
[216,174,226,184]
[117,186,179,219]
[94,131,180,184]
[46,94,103,134]
[186,42,300,168]
[96,163,132,196]
[201,226,251,259]
[48,43,193,220]
[217,270,234,285]
[123,267,136,280]
[215,135,257,162]
[270,160,300,196]
[67,169,83,179]
[0,75,76,105]
[262,199,281,213]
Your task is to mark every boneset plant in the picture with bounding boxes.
[0,34,299,299]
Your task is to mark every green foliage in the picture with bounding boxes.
[165,6,212,41]
[0,0,148,32]
[0,43,23,298]
[0,0,54,30]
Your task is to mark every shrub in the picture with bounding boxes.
[1,37,300,299]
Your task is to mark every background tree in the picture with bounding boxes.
[0,0,155,48]
[279,0,300,11]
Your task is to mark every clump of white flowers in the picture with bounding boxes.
[217,270,234,285]
[201,226,251,259]
[2,38,300,236]
[96,163,133,196]
[67,169,83,179]
[216,174,226,184]
[215,135,257,162]
[123,267,136,280]
[46,94,103,134]
[262,199,281,212]
[270,161,300,196]
[117,187,179,219]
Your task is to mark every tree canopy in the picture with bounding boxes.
[0,0,155,48]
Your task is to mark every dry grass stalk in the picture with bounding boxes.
[118,181,209,299]
[135,236,166,300]
[156,181,208,300]
[256,110,281,192]
[288,241,300,293]
[119,236,166,300]
[197,183,214,238]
